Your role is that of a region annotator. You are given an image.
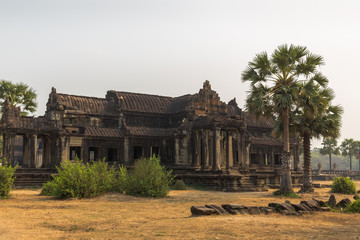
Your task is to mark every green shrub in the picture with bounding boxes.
[173,179,186,190]
[125,155,174,197]
[345,199,360,213]
[331,177,357,194]
[0,159,17,199]
[41,158,117,199]
[273,190,299,198]
[114,165,128,193]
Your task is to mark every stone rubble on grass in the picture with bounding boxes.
[190,196,355,216]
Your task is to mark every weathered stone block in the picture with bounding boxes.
[300,200,322,211]
[328,194,336,208]
[335,198,352,209]
[247,206,260,215]
[205,204,228,214]
[291,203,312,212]
[191,206,218,216]
[268,203,295,212]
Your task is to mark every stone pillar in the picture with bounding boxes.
[245,143,250,167]
[236,131,242,169]
[22,134,30,167]
[204,130,209,168]
[3,133,16,166]
[29,134,37,168]
[175,137,180,164]
[213,128,221,171]
[195,131,201,167]
[225,131,229,170]
[124,136,129,164]
[228,131,233,168]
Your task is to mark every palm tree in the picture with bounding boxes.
[341,138,356,170]
[291,82,342,192]
[242,44,327,194]
[0,80,37,116]
[319,138,340,171]
[353,141,360,170]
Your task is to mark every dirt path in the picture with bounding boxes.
[1,186,360,239]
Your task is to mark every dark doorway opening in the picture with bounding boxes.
[134,146,143,160]
[108,148,118,161]
[89,147,99,161]
[70,147,81,160]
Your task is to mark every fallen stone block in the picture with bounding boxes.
[247,206,260,215]
[221,204,247,214]
[291,203,312,212]
[327,194,336,208]
[312,198,326,207]
[205,204,228,215]
[335,198,352,209]
[300,200,322,211]
[268,203,296,212]
[191,206,218,216]
[321,207,332,212]
[354,195,360,200]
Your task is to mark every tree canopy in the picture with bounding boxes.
[242,44,333,194]
[0,80,37,116]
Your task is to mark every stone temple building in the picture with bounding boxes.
[1,81,301,191]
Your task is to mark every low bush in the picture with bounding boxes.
[0,159,17,199]
[345,199,360,213]
[331,177,357,194]
[273,190,299,198]
[125,155,174,197]
[173,179,186,190]
[41,158,117,199]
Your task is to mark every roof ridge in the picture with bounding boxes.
[56,93,106,101]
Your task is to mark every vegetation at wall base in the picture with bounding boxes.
[172,179,186,190]
[41,158,117,199]
[345,199,360,213]
[273,190,300,198]
[0,159,17,199]
[41,156,173,199]
[125,155,174,198]
[331,177,357,194]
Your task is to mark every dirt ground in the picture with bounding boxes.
[1,182,360,240]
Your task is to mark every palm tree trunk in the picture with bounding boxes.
[329,152,332,171]
[350,154,352,170]
[300,133,314,193]
[280,107,293,194]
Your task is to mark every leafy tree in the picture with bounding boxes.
[242,44,327,194]
[0,80,37,116]
[341,138,356,170]
[292,83,342,193]
[319,138,340,171]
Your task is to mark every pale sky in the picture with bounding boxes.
[1,0,359,148]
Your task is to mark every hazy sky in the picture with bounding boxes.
[1,0,359,148]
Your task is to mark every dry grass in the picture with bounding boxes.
[1,183,360,240]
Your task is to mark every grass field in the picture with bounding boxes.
[1,183,360,240]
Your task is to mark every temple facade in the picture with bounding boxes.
[1,81,301,191]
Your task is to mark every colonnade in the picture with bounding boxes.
[193,128,248,171]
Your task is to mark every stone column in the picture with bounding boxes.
[204,130,209,168]
[213,128,221,171]
[29,134,37,168]
[22,134,30,167]
[228,131,233,168]
[194,131,201,167]
[124,136,129,164]
[3,133,16,166]
[225,131,230,170]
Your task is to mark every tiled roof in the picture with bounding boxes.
[84,127,123,138]
[115,91,173,114]
[56,94,109,115]
[250,136,283,146]
[126,126,175,137]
